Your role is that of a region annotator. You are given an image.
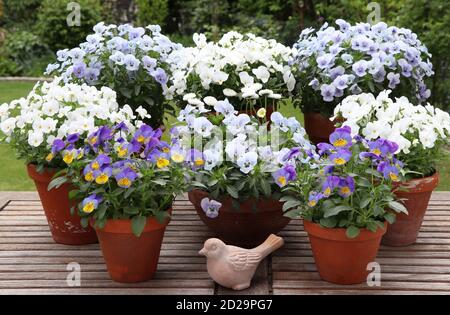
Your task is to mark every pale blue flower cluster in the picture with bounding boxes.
[46,22,182,99]
[293,20,433,104]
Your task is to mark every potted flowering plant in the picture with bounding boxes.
[282,126,407,284]
[51,123,189,282]
[173,100,318,246]
[333,90,450,246]
[169,31,297,116]
[46,22,182,128]
[291,20,433,144]
[0,79,138,245]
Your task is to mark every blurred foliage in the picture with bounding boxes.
[0,0,448,109]
[36,0,104,51]
[136,0,168,26]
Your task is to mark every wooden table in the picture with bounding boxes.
[0,191,449,295]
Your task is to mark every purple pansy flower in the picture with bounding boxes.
[317,143,335,156]
[81,194,103,213]
[338,176,355,198]
[322,175,340,196]
[67,133,80,144]
[51,139,65,154]
[308,192,324,207]
[320,84,336,102]
[152,67,168,85]
[329,126,352,148]
[115,167,138,188]
[200,198,222,219]
[329,149,352,165]
[272,165,297,188]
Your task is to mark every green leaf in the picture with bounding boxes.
[373,205,384,216]
[384,212,396,224]
[226,185,239,199]
[279,195,299,203]
[388,201,408,214]
[47,176,68,191]
[282,200,301,212]
[359,196,371,209]
[319,217,337,228]
[124,187,136,199]
[68,189,79,200]
[324,205,353,218]
[260,178,271,197]
[131,216,147,237]
[80,217,89,228]
[284,209,301,219]
[346,226,360,238]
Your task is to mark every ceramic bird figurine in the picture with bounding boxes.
[199,234,284,290]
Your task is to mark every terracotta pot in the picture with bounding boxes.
[94,212,171,283]
[188,189,290,247]
[382,172,439,246]
[304,220,387,284]
[303,111,336,145]
[26,164,97,245]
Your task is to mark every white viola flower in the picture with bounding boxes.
[212,71,229,84]
[362,122,380,139]
[252,66,270,83]
[257,146,273,160]
[227,114,251,135]
[268,93,282,99]
[183,93,197,101]
[239,72,254,85]
[204,148,222,170]
[223,88,238,97]
[203,96,218,106]
[0,117,16,136]
[193,117,214,137]
[135,106,151,119]
[27,131,44,147]
[214,99,236,116]
[419,127,437,149]
[225,134,248,161]
[237,151,258,174]
[270,112,289,132]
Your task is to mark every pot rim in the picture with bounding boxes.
[303,219,387,242]
[394,172,439,193]
[93,209,172,234]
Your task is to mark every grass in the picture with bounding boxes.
[0,81,449,191]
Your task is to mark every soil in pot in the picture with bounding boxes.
[382,172,439,246]
[188,189,290,247]
[26,164,98,245]
[303,112,337,145]
[94,213,171,283]
[304,220,387,285]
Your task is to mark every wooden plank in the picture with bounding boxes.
[0,288,213,295]
[273,289,450,295]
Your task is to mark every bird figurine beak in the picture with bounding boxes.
[199,247,207,256]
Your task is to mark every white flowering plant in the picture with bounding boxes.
[46,22,182,127]
[333,90,450,179]
[292,20,434,117]
[171,99,318,210]
[169,31,297,113]
[0,79,143,172]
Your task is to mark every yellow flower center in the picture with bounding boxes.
[171,153,185,163]
[308,200,317,207]
[162,147,170,153]
[194,158,205,167]
[82,202,95,213]
[77,151,83,160]
[324,187,331,196]
[333,157,346,165]
[95,174,109,184]
[340,186,351,195]
[156,157,170,169]
[91,161,100,170]
[389,172,399,182]
[333,138,347,147]
[372,148,381,156]
[46,153,54,162]
[84,171,94,182]
[89,136,97,145]
[277,176,287,187]
[63,153,74,165]
[117,147,128,158]
[137,135,146,143]
[118,178,131,188]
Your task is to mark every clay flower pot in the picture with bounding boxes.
[188,189,290,247]
[304,220,387,284]
[383,172,439,246]
[303,111,336,145]
[94,213,171,283]
[26,164,98,245]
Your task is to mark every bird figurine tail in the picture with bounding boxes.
[253,234,284,258]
